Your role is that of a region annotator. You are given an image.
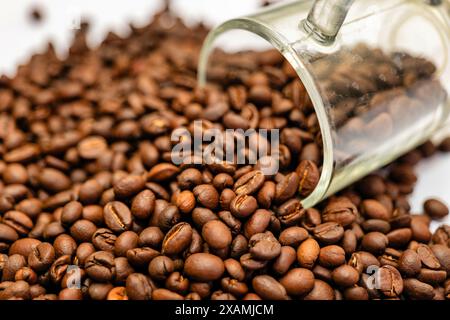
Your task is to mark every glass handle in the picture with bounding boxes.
[303,0,354,44]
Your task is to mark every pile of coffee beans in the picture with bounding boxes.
[0,7,449,300]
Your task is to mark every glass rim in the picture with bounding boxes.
[197,16,335,208]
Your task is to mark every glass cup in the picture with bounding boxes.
[198,0,450,208]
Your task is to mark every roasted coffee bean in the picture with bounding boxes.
[249,231,281,260]
[349,251,380,274]
[244,209,271,238]
[114,231,139,257]
[202,220,232,250]
[60,201,83,227]
[424,198,448,219]
[27,243,55,273]
[279,226,308,247]
[431,244,450,274]
[417,268,447,285]
[332,265,360,287]
[224,258,245,282]
[184,253,224,281]
[138,227,164,249]
[277,198,304,226]
[257,181,276,208]
[193,184,219,209]
[234,170,265,195]
[303,279,335,300]
[85,251,115,282]
[103,201,133,233]
[75,243,95,266]
[280,268,315,296]
[361,200,391,221]
[131,190,155,220]
[296,160,320,197]
[297,238,320,269]
[126,247,159,268]
[0,223,19,245]
[230,194,258,218]
[398,249,421,277]
[162,222,193,256]
[275,172,299,203]
[319,245,346,268]
[387,228,412,248]
[403,278,435,300]
[410,218,432,243]
[2,254,27,281]
[49,255,71,284]
[361,232,388,255]
[252,275,289,300]
[361,219,391,234]
[377,265,403,297]
[322,197,358,227]
[313,222,344,244]
[3,210,33,235]
[53,234,77,257]
[107,287,128,300]
[416,244,441,270]
[147,163,179,182]
[113,175,145,199]
[148,256,174,281]
[92,228,117,252]
[273,246,297,275]
[70,219,97,243]
[126,273,155,300]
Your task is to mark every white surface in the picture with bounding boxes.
[0,0,449,229]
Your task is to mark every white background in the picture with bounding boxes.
[0,0,449,230]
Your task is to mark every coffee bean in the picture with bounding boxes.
[78,136,108,160]
[193,184,219,209]
[319,245,346,268]
[431,244,450,274]
[126,273,155,300]
[249,231,281,260]
[114,231,139,257]
[202,220,232,250]
[417,244,441,270]
[85,251,115,282]
[403,278,435,300]
[322,197,358,227]
[361,232,388,255]
[349,251,380,274]
[103,201,133,233]
[279,226,308,247]
[361,199,391,221]
[9,238,41,258]
[70,219,97,243]
[3,210,33,235]
[399,249,421,277]
[280,268,315,296]
[147,163,179,182]
[162,222,193,255]
[114,175,145,199]
[273,246,297,275]
[175,190,196,214]
[332,265,359,287]
[296,160,320,197]
[297,238,320,269]
[303,279,335,300]
[92,228,117,252]
[277,199,304,226]
[107,287,128,300]
[184,253,224,281]
[424,198,448,219]
[252,275,289,300]
[148,256,174,281]
[126,247,159,268]
[417,268,446,285]
[61,201,83,227]
[275,172,299,203]
[233,170,265,195]
[387,228,412,247]
[0,223,19,245]
[75,243,95,266]
[53,234,77,257]
[377,265,403,297]
[138,227,164,249]
[313,222,344,244]
[230,194,258,218]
